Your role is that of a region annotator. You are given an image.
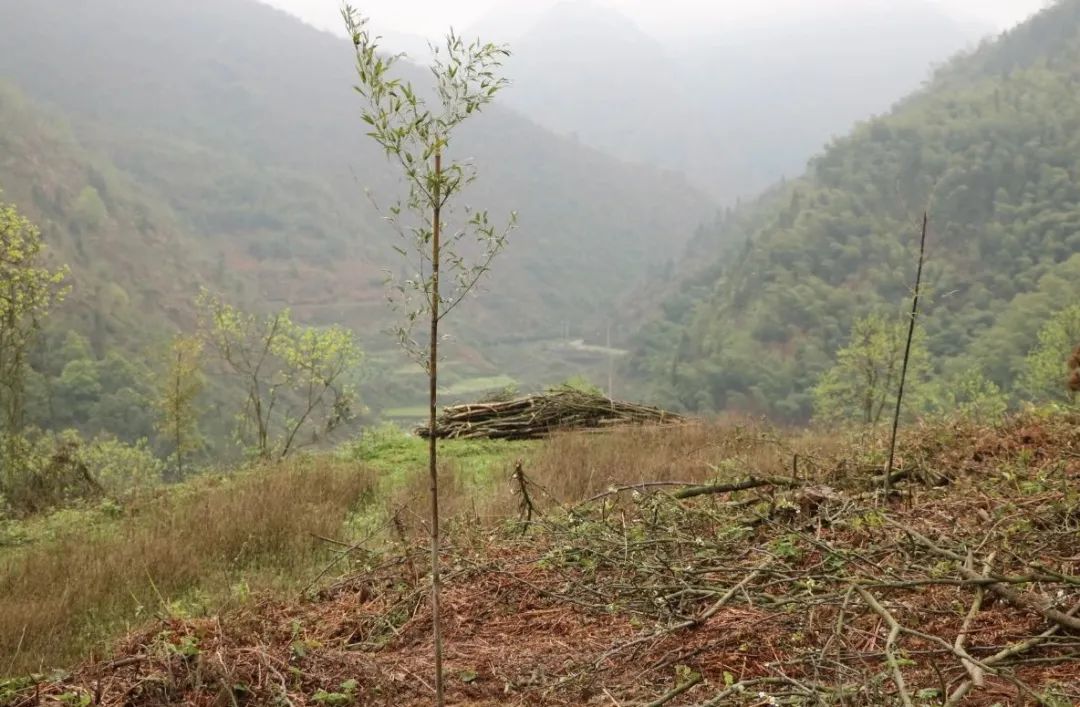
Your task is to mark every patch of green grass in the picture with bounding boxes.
[0,501,125,550]
[340,424,527,486]
[337,424,533,547]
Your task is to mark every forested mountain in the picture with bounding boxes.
[0,84,212,443]
[0,0,712,363]
[490,0,983,200]
[628,0,1080,419]
[0,85,203,350]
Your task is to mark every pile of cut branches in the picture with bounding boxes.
[417,388,683,440]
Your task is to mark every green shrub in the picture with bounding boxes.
[927,367,1008,422]
[0,430,163,515]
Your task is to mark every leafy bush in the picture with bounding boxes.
[1020,304,1080,406]
[0,430,163,514]
[812,314,931,425]
[553,375,603,396]
[927,367,1008,422]
[77,434,164,496]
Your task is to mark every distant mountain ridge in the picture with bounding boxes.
[485,0,985,201]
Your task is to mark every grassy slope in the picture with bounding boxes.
[5,413,1080,705]
[0,430,525,674]
[0,460,373,673]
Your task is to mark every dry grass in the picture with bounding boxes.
[380,420,859,537]
[0,457,375,674]
[480,418,853,510]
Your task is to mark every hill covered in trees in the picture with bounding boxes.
[0,0,712,364]
[628,0,1080,419]
[0,83,216,445]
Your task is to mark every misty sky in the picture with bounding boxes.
[263,0,1052,40]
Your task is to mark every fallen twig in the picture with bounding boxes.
[890,520,1080,632]
[854,587,913,707]
[954,552,990,689]
[944,600,1080,706]
[581,481,703,505]
[673,477,800,500]
[643,672,704,707]
[302,512,400,595]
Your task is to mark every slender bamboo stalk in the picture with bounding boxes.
[428,150,445,707]
[174,348,184,480]
[885,213,928,497]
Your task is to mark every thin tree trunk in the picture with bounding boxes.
[175,350,183,480]
[250,384,267,459]
[864,371,875,425]
[606,321,613,399]
[885,213,928,496]
[1,319,25,491]
[428,150,445,707]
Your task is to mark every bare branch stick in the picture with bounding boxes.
[885,212,928,497]
[854,587,914,707]
[644,672,704,707]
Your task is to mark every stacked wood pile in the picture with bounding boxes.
[416,389,682,440]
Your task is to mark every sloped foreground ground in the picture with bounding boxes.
[6,415,1080,706]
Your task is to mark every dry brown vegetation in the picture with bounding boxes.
[518,419,842,500]
[6,413,1080,705]
[384,418,832,535]
[0,458,374,674]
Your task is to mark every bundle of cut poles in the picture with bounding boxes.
[417,389,683,440]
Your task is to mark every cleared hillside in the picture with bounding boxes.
[6,412,1080,705]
